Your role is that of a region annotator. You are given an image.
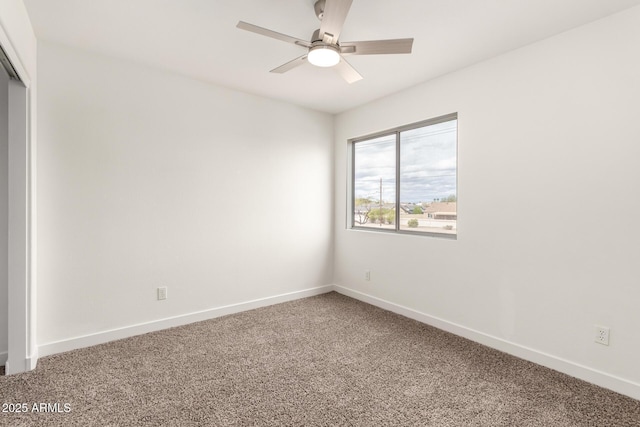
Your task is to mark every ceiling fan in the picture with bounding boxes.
[236,0,414,83]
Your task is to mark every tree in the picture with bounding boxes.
[412,206,423,214]
[354,208,370,225]
[354,198,374,225]
[386,210,395,225]
[369,208,383,224]
[442,194,457,203]
[369,207,394,225]
[355,197,373,206]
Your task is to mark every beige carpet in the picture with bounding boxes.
[1,292,639,426]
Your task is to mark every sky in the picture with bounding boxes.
[354,119,457,204]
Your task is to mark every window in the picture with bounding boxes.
[351,113,457,237]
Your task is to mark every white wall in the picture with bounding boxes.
[0,0,37,77]
[37,41,334,347]
[334,6,640,398]
[0,67,8,362]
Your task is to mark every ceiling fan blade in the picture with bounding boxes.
[270,55,308,74]
[319,0,353,44]
[236,21,311,48]
[334,57,362,84]
[340,38,414,55]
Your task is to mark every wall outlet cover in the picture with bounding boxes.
[594,325,610,346]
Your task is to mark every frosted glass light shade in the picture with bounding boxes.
[308,45,340,67]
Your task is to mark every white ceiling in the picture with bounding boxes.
[23,0,640,114]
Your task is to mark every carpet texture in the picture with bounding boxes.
[1,292,639,426]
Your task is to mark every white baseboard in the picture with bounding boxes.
[333,285,640,401]
[3,351,38,375]
[39,285,334,358]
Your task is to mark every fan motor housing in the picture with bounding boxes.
[311,29,323,43]
[311,28,338,46]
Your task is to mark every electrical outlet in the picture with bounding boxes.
[157,287,167,301]
[594,325,610,346]
[364,270,371,281]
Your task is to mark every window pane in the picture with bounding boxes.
[353,134,396,230]
[399,119,457,234]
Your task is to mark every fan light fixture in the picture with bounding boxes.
[236,0,414,83]
[307,45,340,67]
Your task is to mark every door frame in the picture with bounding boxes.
[0,26,37,374]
